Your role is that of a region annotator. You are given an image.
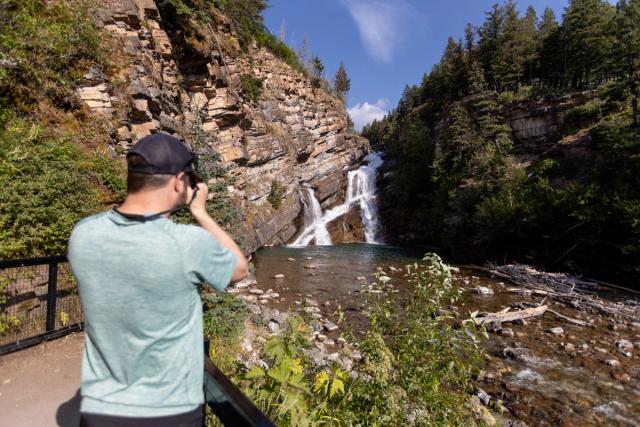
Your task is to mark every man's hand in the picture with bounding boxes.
[187,181,249,283]
[188,182,209,215]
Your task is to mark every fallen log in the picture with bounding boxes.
[547,308,594,328]
[474,305,548,325]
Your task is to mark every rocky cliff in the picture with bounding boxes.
[79,0,369,253]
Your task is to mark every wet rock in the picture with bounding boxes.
[475,286,494,295]
[267,321,280,334]
[616,339,634,352]
[273,274,285,279]
[605,358,621,368]
[547,327,564,335]
[287,258,295,261]
[303,264,318,269]
[502,347,532,362]
[499,328,514,337]
[487,321,502,333]
[249,289,264,295]
[304,298,319,307]
[476,387,492,406]
[561,342,576,353]
[323,321,339,332]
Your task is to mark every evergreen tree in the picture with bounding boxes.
[521,6,539,82]
[563,0,616,87]
[333,62,351,102]
[478,3,504,89]
[538,8,565,87]
[311,55,325,88]
[612,0,640,125]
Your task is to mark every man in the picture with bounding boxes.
[68,133,248,426]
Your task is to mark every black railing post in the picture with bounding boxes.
[45,261,58,332]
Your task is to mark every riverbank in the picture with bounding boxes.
[232,244,640,426]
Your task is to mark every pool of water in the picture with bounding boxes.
[251,244,640,426]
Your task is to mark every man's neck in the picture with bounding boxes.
[117,191,175,217]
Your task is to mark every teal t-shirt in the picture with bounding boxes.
[68,210,237,417]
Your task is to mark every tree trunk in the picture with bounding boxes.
[633,97,639,128]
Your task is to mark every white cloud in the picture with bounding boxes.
[348,99,388,131]
[341,0,412,63]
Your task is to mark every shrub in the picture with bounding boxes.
[0,114,103,257]
[0,0,106,112]
[239,74,263,103]
[267,179,286,210]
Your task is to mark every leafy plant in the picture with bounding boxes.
[267,179,286,210]
[239,73,263,103]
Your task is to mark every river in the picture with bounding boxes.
[252,243,640,426]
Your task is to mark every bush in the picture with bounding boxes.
[210,254,485,426]
[0,114,104,257]
[0,0,105,112]
[239,74,263,103]
[267,179,286,209]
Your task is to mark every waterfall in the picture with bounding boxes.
[291,152,383,246]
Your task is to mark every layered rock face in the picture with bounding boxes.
[80,0,368,253]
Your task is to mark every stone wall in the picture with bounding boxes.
[79,0,369,253]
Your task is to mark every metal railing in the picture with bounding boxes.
[0,255,82,355]
[0,255,274,425]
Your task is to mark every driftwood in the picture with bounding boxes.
[485,263,640,322]
[474,305,548,325]
[547,308,594,328]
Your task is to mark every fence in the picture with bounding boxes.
[0,256,82,356]
[0,255,274,425]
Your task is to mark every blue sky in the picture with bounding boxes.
[262,0,611,130]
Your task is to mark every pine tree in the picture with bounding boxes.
[538,8,565,87]
[563,0,616,88]
[333,62,351,102]
[491,0,525,90]
[478,3,504,89]
[521,6,539,83]
[311,56,325,88]
[612,0,640,125]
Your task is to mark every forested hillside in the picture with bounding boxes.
[363,0,640,286]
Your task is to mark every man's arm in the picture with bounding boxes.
[189,182,248,283]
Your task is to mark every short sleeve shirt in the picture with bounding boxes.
[68,210,237,417]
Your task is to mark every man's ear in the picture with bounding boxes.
[174,171,186,193]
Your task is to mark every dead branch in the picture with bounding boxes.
[547,308,594,328]
[474,305,548,325]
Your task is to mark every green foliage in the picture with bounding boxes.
[202,291,248,346]
[564,99,606,123]
[254,31,307,75]
[180,107,242,230]
[239,73,263,103]
[0,113,102,258]
[0,275,20,336]
[0,0,105,112]
[267,179,286,210]
[338,254,484,425]
[333,62,351,102]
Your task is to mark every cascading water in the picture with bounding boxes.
[291,152,384,246]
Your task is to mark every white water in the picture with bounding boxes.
[291,152,384,246]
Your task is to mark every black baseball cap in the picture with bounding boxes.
[127,133,195,175]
